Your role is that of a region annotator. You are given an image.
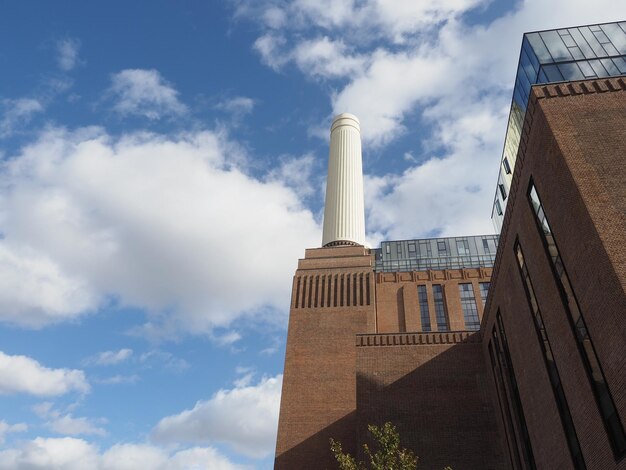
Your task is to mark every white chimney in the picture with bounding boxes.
[322,113,366,247]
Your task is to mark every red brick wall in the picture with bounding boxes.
[356,332,508,470]
[482,78,626,469]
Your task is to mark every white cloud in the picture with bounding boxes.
[0,421,27,444]
[0,351,89,396]
[138,351,189,372]
[152,374,282,458]
[95,374,140,385]
[33,402,107,437]
[293,36,367,79]
[0,98,44,138]
[0,126,319,334]
[83,349,133,366]
[215,96,255,117]
[108,69,187,119]
[49,414,107,437]
[56,38,81,71]
[0,438,244,470]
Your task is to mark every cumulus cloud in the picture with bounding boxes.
[33,402,106,437]
[108,69,187,119]
[0,126,319,334]
[0,421,27,444]
[0,98,44,138]
[215,96,255,118]
[0,438,243,470]
[152,374,282,458]
[56,38,81,71]
[83,349,133,366]
[0,351,89,396]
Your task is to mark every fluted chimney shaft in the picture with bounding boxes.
[322,113,366,247]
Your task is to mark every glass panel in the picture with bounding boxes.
[594,30,611,44]
[568,28,597,59]
[558,62,584,80]
[540,30,573,61]
[523,36,541,74]
[542,64,564,81]
[568,46,585,61]
[601,58,621,75]
[560,32,577,48]
[580,27,608,57]
[578,60,597,78]
[520,48,538,84]
[601,23,626,54]
[527,32,554,63]
[589,59,609,77]
[613,57,626,74]
[601,42,620,57]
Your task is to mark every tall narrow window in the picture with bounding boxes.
[515,240,586,469]
[432,285,449,331]
[417,285,431,332]
[459,283,480,330]
[528,179,626,458]
[437,241,447,255]
[492,313,536,469]
[479,282,490,306]
[495,200,503,216]
[499,183,508,200]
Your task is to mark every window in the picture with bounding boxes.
[432,285,448,331]
[515,241,585,469]
[528,180,626,458]
[482,238,491,253]
[437,241,447,255]
[417,285,431,332]
[456,239,470,256]
[495,200,503,216]
[459,283,480,330]
[490,313,536,469]
[479,282,490,306]
[499,183,508,200]
[503,157,512,174]
[385,244,390,254]
[408,242,416,252]
[419,241,432,258]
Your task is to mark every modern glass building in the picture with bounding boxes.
[372,234,498,272]
[491,21,626,231]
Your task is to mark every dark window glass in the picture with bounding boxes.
[459,283,480,330]
[432,285,449,331]
[542,64,564,81]
[499,183,508,200]
[528,180,626,458]
[495,199,503,216]
[613,57,626,74]
[515,241,586,469]
[558,62,584,80]
[483,238,490,253]
[503,157,512,174]
[417,285,431,332]
[479,282,490,306]
[491,315,537,469]
[437,241,447,255]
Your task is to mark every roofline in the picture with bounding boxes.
[523,19,625,36]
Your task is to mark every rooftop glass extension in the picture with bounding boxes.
[373,234,498,272]
[491,21,626,232]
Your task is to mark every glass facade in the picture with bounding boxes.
[373,234,498,272]
[528,180,626,457]
[492,21,626,232]
[417,285,431,332]
[459,283,480,330]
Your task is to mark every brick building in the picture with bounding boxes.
[275,22,626,470]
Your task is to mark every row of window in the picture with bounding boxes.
[416,282,490,332]
[489,180,626,468]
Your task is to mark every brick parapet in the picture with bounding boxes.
[356,331,480,347]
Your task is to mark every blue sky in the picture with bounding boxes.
[0,1,624,469]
